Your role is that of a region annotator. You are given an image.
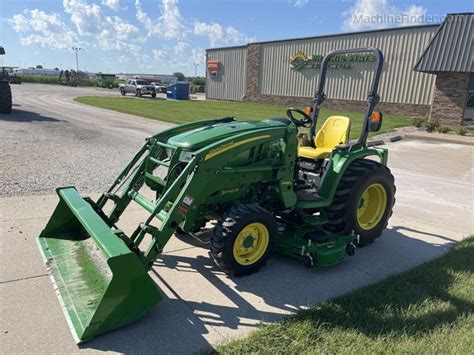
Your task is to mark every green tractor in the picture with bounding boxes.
[0,46,12,114]
[96,73,116,89]
[37,47,395,343]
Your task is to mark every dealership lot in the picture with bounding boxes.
[1,84,473,353]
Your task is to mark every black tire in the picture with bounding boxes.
[120,88,126,96]
[0,81,12,114]
[324,159,395,246]
[107,83,114,89]
[151,92,157,98]
[136,89,142,97]
[211,204,277,276]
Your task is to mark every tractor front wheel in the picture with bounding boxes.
[211,204,277,276]
[325,159,395,246]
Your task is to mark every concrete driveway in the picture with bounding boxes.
[1,84,473,353]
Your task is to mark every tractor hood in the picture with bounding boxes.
[167,119,289,150]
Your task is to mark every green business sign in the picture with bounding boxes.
[290,50,376,71]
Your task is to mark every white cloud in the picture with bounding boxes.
[118,54,129,65]
[63,0,102,35]
[191,48,205,65]
[135,0,186,40]
[105,16,139,41]
[194,22,254,47]
[101,0,124,11]
[175,41,189,53]
[342,0,428,31]
[8,0,254,75]
[62,0,141,53]
[153,49,167,61]
[289,0,308,8]
[8,9,78,49]
[8,13,30,32]
[194,22,223,46]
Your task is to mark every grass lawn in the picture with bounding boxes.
[74,96,412,140]
[216,237,474,354]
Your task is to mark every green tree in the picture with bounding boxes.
[191,77,206,85]
[36,64,43,69]
[173,72,185,81]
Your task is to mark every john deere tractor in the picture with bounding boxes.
[38,47,395,343]
[0,46,12,114]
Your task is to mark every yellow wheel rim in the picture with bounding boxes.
[357,183,387,230]
[233,223,270,266]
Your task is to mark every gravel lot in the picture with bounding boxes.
[0,83,172,196]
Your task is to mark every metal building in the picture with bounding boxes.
[414,13,474,125]
[206,13,474,124]
[206,46,248,101]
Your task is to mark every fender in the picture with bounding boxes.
[317,145,388,204]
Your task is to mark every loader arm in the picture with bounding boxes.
[112,124,294,268]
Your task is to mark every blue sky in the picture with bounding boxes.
[1,0,471,76]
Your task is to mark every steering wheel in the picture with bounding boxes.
[286,108,312,128]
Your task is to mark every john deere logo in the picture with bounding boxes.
[290,51,376,71]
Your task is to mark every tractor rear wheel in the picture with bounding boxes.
[211,204,277,276]
[0,81,12,114]
[324,159,395,246]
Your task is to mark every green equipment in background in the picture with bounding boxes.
[96,73,116,89]
[38,47,395,343]
[0,66,21,84]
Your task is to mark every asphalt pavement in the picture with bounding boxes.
[1,83,473,354]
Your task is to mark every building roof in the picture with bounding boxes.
[206,23,439,52]
[414,13,474,73]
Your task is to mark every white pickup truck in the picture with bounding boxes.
[119,79,156,98]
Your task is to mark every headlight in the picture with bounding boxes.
[179,151,194,162]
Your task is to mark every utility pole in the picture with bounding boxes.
[72,47,82,71]
[193,63,199,77]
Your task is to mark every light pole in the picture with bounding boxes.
[193,63,199,77]
[72,47,82,72]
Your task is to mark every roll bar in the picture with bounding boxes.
[309,47,384,146]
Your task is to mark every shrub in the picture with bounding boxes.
[411,116,426,128]
[437,125,450,134]
[455,127,468,136]
[425,120,440,132]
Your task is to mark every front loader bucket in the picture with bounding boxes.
[37,187,162,343]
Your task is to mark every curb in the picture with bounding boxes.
[404,134,474,146]
[367,140,385,147]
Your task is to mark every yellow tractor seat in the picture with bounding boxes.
[298,116,351,159]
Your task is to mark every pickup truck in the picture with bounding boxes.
[120,79,156,97]
[150,82,168,94]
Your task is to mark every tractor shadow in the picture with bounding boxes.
[0,109,64,122]
[82,226,465,353]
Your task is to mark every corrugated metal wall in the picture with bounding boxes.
[206,47,247,101]
[259,26,438,104]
